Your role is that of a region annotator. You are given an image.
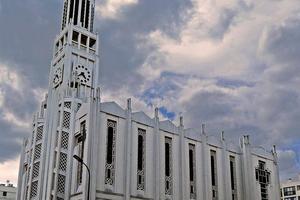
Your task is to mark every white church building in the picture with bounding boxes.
[17,0,281,199]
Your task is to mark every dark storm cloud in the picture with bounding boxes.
[0,0,59,163]
[0,0,193,164]
[97,0,193,91]
[0,119,25,162]
[1,84,38,119]
[0,0,60,87]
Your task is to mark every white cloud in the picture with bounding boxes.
[138,0,300,82]
[96,0,138,19]
[32,88,47,103]
[0,64,22,91]
[2,112,31,130]
[0,157,20,185]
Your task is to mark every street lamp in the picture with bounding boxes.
[73,155,90,200]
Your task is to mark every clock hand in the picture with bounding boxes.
[78,72,86,79]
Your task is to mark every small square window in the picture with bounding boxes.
[297,185,300,190]
[81,34,88,46]
[89,38,96,48]
[72,31,79,42]
[3,191,7,196]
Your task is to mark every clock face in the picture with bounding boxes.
[75,65,91,85]
[53,66,63,87]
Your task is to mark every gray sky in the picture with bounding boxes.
[0,0,300,184]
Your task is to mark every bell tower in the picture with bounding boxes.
[42,0,99,199]
[49,0,98,94]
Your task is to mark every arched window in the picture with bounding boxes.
[105,120,117,186]
[189,144,196,199]
[210,150,218,200]
[137,129,146,191]
[165,137,173,195]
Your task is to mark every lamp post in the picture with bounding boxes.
[73,155,90,200]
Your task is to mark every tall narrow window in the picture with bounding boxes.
[137,128,146,191]
[69,0,74,21]
[80,0,86,26]
[210,150,218,200]
[255,161,270,200]
[76,121,86,187]
[165,137,173,195]
[74,0,79,25]
[85,0,90,29]
[90,5,94,31]
[189,144,196,199]
[105,120,117,185]
[230,156,237,200]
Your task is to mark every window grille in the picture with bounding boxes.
[165,137,173,195]
[61,0,68,29]
[255,161,270,200]
[189,144,196,199]
[137,128,146,191]
[62,111,71,129]
[230,156,238,200]
[57,174,66,194]
[36,126,43,142]
[32,162,40,179]
[59,153,68,172]
[61,131,69,150]
[64,102,71,109]
[30,181,38,199]
[210,150,218,200]
[105,120,117,185]
[34,144,42,161]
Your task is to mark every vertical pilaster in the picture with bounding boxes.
[201,124,209,200]
[220,131,230,200]
[124,98,132,200]
[154,108,160,200]
[240,135,254,200]
[178,116,187,200]
[85,87,101,200]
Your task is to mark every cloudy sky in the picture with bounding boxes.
[0,0,300,184]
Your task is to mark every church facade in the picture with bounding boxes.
[17,0,281,200]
